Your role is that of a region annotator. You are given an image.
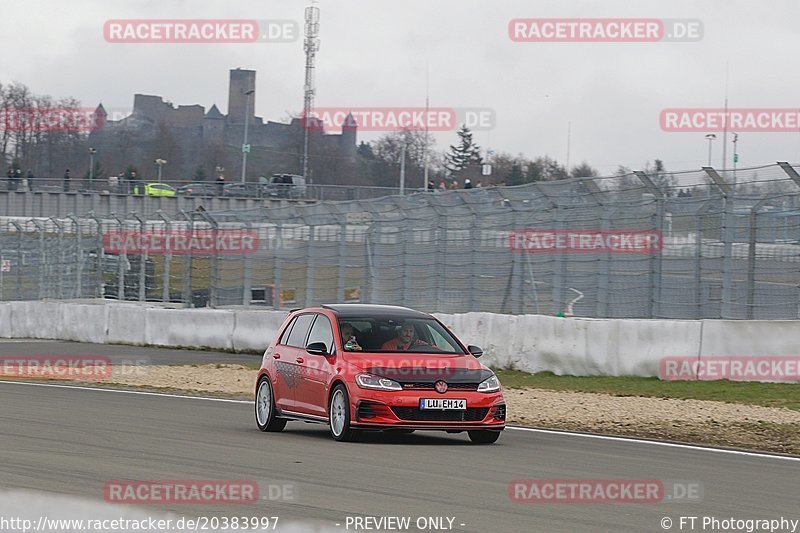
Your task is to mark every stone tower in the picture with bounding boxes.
[227,68,256,125]
[341,112,358,155]
[203,104,225,145]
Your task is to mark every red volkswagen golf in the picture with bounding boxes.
[255,304,506,443]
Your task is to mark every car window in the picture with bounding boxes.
[278,317,297,346]
[306,314,334,353]
[286,314,315,348]
[424,324,458,352]
[335,317,463,353]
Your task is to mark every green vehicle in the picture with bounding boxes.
[134,182,176,196]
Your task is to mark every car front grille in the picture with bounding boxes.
[401,382,479,391]
[390,407,489,422]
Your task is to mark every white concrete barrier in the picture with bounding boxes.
[232,310,287,352]
[700,320,800,358]
[0,302,12,338]
[144,308,235,350]
[614,319,702,377]
[9,301,61,340]
[0,300,798,380]
[59,303,109,344]
[106,304,147,345]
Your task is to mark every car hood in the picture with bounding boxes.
[342,352,493,384]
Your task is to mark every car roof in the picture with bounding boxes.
[319,303,431,319]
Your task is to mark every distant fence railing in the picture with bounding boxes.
[2,162,800,319]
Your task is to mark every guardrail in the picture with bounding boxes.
[0,300,798,381]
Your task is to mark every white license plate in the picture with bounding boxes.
[420,398,467,410]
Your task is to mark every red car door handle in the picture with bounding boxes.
[295,357,304,363]
[272,353,281,359]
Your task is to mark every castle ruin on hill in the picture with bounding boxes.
[88,68,357,183]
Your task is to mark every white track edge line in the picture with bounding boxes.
[2,379,799,462]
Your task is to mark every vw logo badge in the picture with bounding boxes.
[435,380,448,394]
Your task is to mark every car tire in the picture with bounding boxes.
[255,376,286,432]
[329,384,359,442]
[467,430,501,444]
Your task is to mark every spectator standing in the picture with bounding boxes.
[6,167,14,191]
[63,169,71,192]
[26,170,34,192]
[13,168,22,191]
[216,173,225,196]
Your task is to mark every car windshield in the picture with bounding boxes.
[337,317,464,354]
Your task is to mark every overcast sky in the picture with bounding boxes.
[2,0,799,175]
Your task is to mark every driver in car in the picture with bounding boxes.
[381,321,429,351]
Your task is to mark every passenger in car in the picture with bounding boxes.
[341,322,362,351]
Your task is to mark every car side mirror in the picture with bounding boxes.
[306,342,328,356]
[468,345,483,358]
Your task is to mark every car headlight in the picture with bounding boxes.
[355,373,403,391]
[477,374,501,393]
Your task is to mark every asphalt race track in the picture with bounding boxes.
[1,343,799,532]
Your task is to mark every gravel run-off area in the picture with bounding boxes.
[79,364,800,454]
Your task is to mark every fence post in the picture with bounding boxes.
[549,211,564,316]
[180,210,193,307]
[694,206,706,319]
[111,215,126,301]
[305,222,316,307]
[364,223,374,304]
[31,219,46,300]
[469,210,480,312]
[130,213,147,302]
[745,207,759,319]
[596,207,613,318]
[232,216,253,307]
[67,215,83,298]
[634,170,666,319]
[435,210,447,311]
[196,211,218,308]
[156,211,172,302]
[50,218,66,300]
[10,221,23,300]
[274,221,283,310]
[702,167,733,318]
[87,212,105,298]
[337,216,347,303]
[402,221,412,308]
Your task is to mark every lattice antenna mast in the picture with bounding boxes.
[302,2,320,183]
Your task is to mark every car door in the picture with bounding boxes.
[294,313,336,417]
[273,313,315,413]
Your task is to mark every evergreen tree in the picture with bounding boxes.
[444,125,482,174]
[506,163,525,186]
